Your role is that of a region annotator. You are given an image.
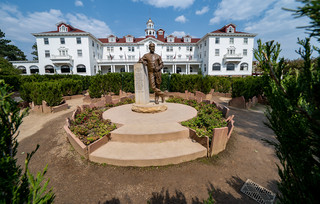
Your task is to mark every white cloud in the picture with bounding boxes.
[132,0,194,9]
[75,0,83,7]
[171,31,186,37]
[175,15,187,23]
[209,0,276,25]
[0,3,112,59]
[244,0,319,59]
[0,3,112,42]
[196,6,209,15]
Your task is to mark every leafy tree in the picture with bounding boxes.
[0,57,21,75]
[0,29,26,61]
[0,81,55,203]
[31,42,38,61]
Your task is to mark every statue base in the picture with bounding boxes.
[131,103,167,113]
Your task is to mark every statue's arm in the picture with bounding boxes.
[138,55,147,66]
[158,56,164,71]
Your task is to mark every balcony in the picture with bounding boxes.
[51,55,73,66]
[223,53,242,63]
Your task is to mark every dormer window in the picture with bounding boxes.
[126,36,133,43]
[158,31,163,35]
[59,25,68,32]
[167,36,174,43]
[184,37,191,43]
[227,26,234,33]
[108,36,116,43]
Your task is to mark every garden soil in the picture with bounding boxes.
[17,96,279,204]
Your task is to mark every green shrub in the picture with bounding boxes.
[40,82,62,106]
[59,79,82,96]
[231,76,265,100]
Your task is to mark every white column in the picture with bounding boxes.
[112,65,115,73]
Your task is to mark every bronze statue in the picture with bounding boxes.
[139,43,165,104]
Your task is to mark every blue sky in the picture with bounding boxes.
[0,0,317,60]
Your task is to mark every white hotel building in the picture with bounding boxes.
[12,19,257,76]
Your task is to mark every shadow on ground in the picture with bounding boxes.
[146,176,256,204]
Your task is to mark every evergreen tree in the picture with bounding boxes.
[0,81,55,203]
[0,29,26,61]
[31,42,38,61]
[0,57,21,75]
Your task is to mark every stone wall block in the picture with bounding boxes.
[210,127,229,156]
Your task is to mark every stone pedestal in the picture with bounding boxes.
[132,103,167,113]
[134,63,149,104]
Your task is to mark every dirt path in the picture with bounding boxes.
[17,97,279,204]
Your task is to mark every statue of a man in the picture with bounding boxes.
[138,43,165,104]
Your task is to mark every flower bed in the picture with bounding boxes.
[69,98,135,145]
[70,108,116,145]
[166,97,227,139]
[166,97,234,156]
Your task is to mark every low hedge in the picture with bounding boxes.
[231,76,265,101]
[20,79,83,106]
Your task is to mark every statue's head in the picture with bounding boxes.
[149,43,155,53]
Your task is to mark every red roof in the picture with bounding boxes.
[42,22,85,33]
[211,23,248,34]
[98,36,200,44]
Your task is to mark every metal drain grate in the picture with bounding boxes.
[240,179,276,204]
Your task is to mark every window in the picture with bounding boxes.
[186,46,193,52]
[215,37,220,44]
[168,37,174,42]
[166,55,173,60]
[17,66,26,74]
[58,47,68,56]
[93,52,95,58]
[107,47,114,52]
[128,55,135,60]
[158,31,163,35]
[227,47,236,55]
[44,38,49,45]
[77,64,86,73]
[204,40,207,46]
[178,55,181,59]
[61,65,70,73]
[227,63,235,71]
[166,46,173,52]
[199,53,202,59]
[240,63,248,71]
[120,47,122,51]
[76,37,81,44]
[45,50,50,58]
[177,67,182,74]
[227,26,234,33]
[60,38,65,44]
[163,67,169,73]
[92,40,94,47]
[200,44,202,49]
[215,49,219,56]
[30,65,39,74]
[204,64,207,72]
[128,47,135,52]
[229,38,234,44]
[190,67,193,73]
[119,55,123,59]
[212,63,221,71]
[244,38,248,44]
[204,51,206,57]
[186,55,193,60]
[243,49,247,56]
[77,49,82,57]
[108,67,112,73]
[45,65,54,73]
[120,67,125,72]
[59,25,68,32]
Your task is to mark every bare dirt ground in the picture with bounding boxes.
[17,96,279,204]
